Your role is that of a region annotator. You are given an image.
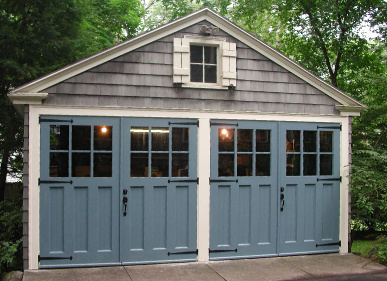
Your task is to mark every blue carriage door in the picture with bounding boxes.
[120,118,198,264]
[278,122,341,255]
[39,117,120,268]
[209,121,278,260]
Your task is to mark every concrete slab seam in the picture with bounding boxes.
[123,265,133,281]
[205,263,227,281]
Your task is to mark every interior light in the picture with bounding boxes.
[101,126,108,133]
[221,128,228,136]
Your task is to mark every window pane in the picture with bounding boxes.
[94,126,112,151]
[320,154,333,175]
[237,154,252,176]
[94,153,112,177]
[152,127,169,151]
[218,154,234,177]
[151,153,169,177]
[191,64,203,82]
[131,127,149,151]
[286,130,300,152]
[303,154,317,176]
[320,131,333,152]
[256,154,270,176]
[204,46,217,64]
[256,130,271,152]
[50,125,69,150]
[172,153,188,177]
[303,131,317,152]
[286,154,300,176]
[190,45,202,63]
[204,65,217,83]
[131,153,148,177]
[72,153,90,177]
[238,129,253,152]
[219,128,234,152]
[50,152,68,177]
[172,128,189,151]
[72,126,91,150]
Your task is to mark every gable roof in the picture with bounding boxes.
[9,8,365,114]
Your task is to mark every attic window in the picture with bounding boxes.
[190,45,217,83]
[173,36,236,89]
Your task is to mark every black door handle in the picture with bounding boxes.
[280,193,285,212]
[123,196,128,216]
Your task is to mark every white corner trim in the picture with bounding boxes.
[8,92,48,105]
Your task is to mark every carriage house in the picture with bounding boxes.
[9,8,365,269]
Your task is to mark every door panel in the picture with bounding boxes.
[40,117,120,268]
[120,118,198,264]
[210,121,278,259]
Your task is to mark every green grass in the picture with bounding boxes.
[352,237,387,265]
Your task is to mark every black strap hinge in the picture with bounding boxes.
[210,179,238,184]
[210,122,238,127]
[316,241,341,247]
[38,255,73,261]
[317,125,341,131]
[209,248,238,253]
[317,177,341,182]
[168,121,199,127]
[167,249,198,256]
[168,178,199,184]
[39,178,73,185]
[39,117,73,123]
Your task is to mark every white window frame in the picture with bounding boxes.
[173,36,236,89]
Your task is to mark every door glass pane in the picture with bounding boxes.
[320,154,333,175]
[94,153,112,177]
[303,131,317,152]
[256,154,270,176]
[204,46,217,64]
[190,45,202,63]
[72,126,91,150]
[303,154,317,176]
[72,153,90,177]
[151,153,169,177]
[320,131,333,152]
[238,129,253,152]
[131,127,149,151]
[219,128,234,152]
[152,127,169,151]
[190,64,203,82]
[172,153,188,177]
[94,126,112,151]
[218,154,234,176]
[172,128,189,151]
[286,130,300,152]
[50,125,69,150]
[286,154,300,176]
[131,153,148,177]
[50,152,68,177]
[205,65,217,83]
[256,130,271,152]
[237,154,252,176]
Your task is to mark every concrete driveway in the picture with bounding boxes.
[23,253,387,281]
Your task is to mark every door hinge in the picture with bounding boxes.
[168,121,199,127]
[38,255,73,261]
[39,117,73,123]
[209,179,238,184]
[210,122,238,127]
[317,125,341,131]
[209,248,238,253]
[39,178,73,185]
[168,178,199,184]
[316,241,341,247]
[168,249,198,256]
[317,177,341,182]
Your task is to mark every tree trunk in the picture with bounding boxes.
[0,144,10,202]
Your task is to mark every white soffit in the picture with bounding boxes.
[10,8,365,110]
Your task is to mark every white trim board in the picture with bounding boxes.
[10,8,365,112]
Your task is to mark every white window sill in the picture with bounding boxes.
[181,83,228,90]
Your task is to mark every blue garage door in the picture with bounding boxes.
[39,116,198,268]
[209,121,340,260]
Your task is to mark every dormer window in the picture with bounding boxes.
[173,36,236,89]
[190,45,217,83]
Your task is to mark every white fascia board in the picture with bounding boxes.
[8,92,48,104]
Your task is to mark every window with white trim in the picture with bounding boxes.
[173,36,236,89]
